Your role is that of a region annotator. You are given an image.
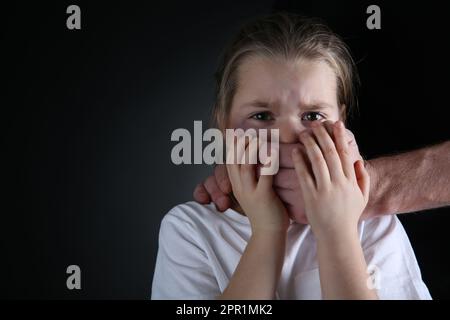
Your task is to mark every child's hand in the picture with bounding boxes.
[226,135,289,234]
[292,121,370,240]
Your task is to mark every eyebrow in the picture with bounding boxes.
[239,99,335,110]
[301,102,335,111]
[239,100,271,109]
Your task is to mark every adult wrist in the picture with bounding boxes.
[361,158,385,218]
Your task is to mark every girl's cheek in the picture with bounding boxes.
[238,119,271,130]
[227,118,252,130]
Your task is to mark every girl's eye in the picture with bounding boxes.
[301,112,325,122]
[251,112,274,121]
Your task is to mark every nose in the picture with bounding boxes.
[277,117,305,144]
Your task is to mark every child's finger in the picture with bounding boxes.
[311,123,345,182]
[236,134,247,165]
[256,138,275,189]
[226,136,241,186]
[226,134,235,164]
[292,146,315,194]
[225,164,240,197]
[334,121,356,181]
[322,120,336,137]
[355,160,370,203]
[258,172,274,190]
[299,131,330,188]
[240,136,258,189]
[225,162,240,186]
[240,134,257,165]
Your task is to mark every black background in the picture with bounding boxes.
[1,1,449,299]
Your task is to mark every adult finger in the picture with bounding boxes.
[204,175,231,211]
[333,121,356,181]
[214,164,232,194]
[355,160,370,204]
[193,182,211,204]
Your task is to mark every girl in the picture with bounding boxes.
[152,12,431,299]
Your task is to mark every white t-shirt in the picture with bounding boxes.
[151,201,431,300]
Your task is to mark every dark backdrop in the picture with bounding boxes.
[1,0,449,299]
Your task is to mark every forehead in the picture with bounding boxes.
[235,56,338,106]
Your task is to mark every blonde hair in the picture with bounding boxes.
[212,12,359,130]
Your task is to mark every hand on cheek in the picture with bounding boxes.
[226,135,289,233]
[291,121,370,238]
[270,121,363,225]
[200,121,364,227]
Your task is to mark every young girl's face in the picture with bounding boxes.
[228,56,341,141]
[227,56,342,222]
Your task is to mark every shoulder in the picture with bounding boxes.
[152,202,225,299]
[162,201,227,228]
[361,215,431,299]
[363,214,404,240]
[361,214,406,249]
[159,201,246,241]
[360,215,412,276]
[155,202,222,260]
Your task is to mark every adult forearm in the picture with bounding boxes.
[363,141,450,217]
[219,230,286,300]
